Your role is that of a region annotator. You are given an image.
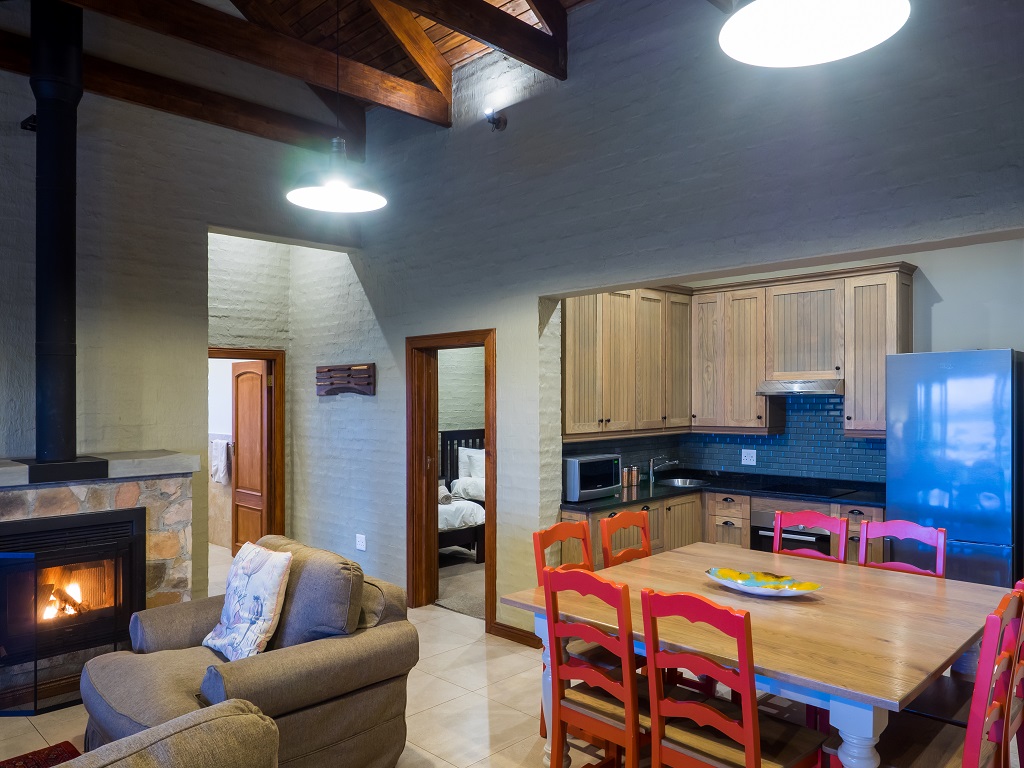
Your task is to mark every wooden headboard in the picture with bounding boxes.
[439,429,485,489]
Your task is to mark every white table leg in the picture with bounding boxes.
[829,699,888,768]
[535,613,571,768]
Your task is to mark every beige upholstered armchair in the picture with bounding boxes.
[80,536,419,768]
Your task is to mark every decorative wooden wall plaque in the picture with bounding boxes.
[316,363,376,396]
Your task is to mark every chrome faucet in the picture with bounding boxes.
[650,456,679,475]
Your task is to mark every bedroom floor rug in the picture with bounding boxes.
[0,742,81,768]
[436,548,485,620]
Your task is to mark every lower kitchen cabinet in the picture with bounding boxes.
[704,493,751,548]
[831,504,884,564]
[663,494,703,551]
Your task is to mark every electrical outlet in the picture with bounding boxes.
[355,534,366,551]
[741,449,756,466]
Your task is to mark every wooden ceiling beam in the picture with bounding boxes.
[524,0,567,42]
[387,0,567,80]
[0,29,345,150]
[228,0,366,160]
[62,0,452,126]
[368,0,452,102]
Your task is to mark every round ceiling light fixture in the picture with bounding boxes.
[286,138,387,213]
[719,0,911,68]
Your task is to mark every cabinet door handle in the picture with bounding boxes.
[850,535,861,542]
[691,414,697,418]
[846,416,853,421]
[848,509,865,516]
[835,366,841,371]
[608,512,617,518]
[721,520,735,527]
[756,415,762,420]
[722,497,735,503]
[662,416,667,421]
[641,506,650,511]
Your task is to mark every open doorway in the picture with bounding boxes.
[207,348,286,595]
[407,330,507,635]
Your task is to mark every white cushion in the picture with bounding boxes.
[451,477,485,501]
[203,542,293,661]
[458,446,485,479]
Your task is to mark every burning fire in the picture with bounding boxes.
[42,582,88,620]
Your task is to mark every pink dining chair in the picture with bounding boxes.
[772,510,848,563]
[858,519,947,578]
[600,510,651,568]
[640,588,825,768]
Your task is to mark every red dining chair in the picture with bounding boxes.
[858,519,947,578]
[534,520,594,581]
[826,591,1021,768]
[600,510,651,568]
[543,567,646,768]
[640,588,825,768]
[773,510,849,563]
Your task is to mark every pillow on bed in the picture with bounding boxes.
[458,447,485,479]
[451,477,485,502]
[439,484,453,505]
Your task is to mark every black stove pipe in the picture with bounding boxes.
[31,0,83,463]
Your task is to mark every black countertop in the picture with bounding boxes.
[560,469,885,513]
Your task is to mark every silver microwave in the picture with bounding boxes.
[564,455,622,502]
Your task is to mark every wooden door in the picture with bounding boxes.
[844,273,912,434]
[563,294,603,434]
[232,360,270,555]
[691,293,724,427]
[765,279,845,380]
[664,293,692,428]
[663,494,702,551]
[601,290,636,432]
[723,288,767,428]
[635,289,666,430]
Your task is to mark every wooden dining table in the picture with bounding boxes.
[501,542,1008,768]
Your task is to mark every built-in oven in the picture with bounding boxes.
[749,509,833,557]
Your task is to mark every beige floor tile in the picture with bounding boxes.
[409,604,451,624]
[431,612,486,640]
[466,733,596,768]
[30,704,89,747]
[0,729,49,761]
[416,620,478,660]
[406,669,472,716]
[417,641,540,692]
[405,692,539,768]
[0,717,36,742]
[515,646,543,662]
[398,743,461,768]
[480,669,542,718]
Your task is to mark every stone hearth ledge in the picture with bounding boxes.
[0,450,200,488]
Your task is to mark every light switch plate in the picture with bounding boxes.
[741,449,756,466]
[355,534,366,551]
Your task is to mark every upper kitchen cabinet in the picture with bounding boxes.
[691,293,724,428]
[562,289,635,435]
[564,288,691,438]
[692,289,783,434]
[844,268,914,436]
[765,279,845,380]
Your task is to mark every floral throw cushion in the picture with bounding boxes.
[203,542,293,661]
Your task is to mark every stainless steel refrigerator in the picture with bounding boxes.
[886,349,1023,587]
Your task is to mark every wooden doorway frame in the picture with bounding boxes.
[407,329,534,645]
[208,347,287,538]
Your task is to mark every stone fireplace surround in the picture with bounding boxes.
[0,450,201,607]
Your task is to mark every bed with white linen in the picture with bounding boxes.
[438,429,486,563]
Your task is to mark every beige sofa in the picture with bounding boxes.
[80,537,419,768]
[65,700,277,768]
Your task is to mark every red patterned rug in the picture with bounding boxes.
[0,741,81,768]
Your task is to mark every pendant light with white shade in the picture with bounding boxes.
[719,0,911,68]
[287,1,386,213]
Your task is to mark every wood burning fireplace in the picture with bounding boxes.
[0,508,145,714]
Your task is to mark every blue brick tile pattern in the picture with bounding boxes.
[563,396,885,483]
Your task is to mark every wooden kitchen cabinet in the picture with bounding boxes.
[843,270,913,436]
[765,279,845,380]
[564,288,691,438]
[635,289,667,430]
[563,290,635,434]
[704,492,751,548]
[691,293,724,428]
[831,504,885,564]
[663,494,703,551]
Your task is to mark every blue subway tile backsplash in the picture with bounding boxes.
[563,396,885,483]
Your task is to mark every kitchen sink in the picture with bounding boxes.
[656,478,708,488]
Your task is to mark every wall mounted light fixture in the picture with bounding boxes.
[484,107,507,132]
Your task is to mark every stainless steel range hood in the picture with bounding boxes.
[755,379,845,396]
